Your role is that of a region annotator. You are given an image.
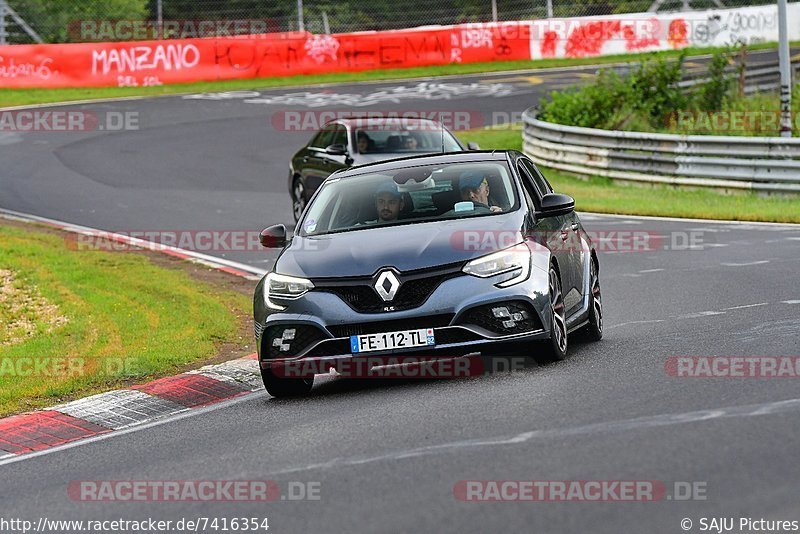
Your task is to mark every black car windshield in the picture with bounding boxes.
[354,127,461,154]
[299,161,518,236]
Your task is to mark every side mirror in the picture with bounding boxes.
[467,142,480,150]
[259,224,288,248]
[536,193,575,218]
[325,144,348,156]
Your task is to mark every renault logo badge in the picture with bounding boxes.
[374,270,400,302]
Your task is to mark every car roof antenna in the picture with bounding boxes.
[439,112,445,154]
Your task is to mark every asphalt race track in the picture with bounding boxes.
[2,49,800,532]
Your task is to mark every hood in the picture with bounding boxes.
[276,212,526,278]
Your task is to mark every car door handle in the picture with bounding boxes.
[571,223,579,231]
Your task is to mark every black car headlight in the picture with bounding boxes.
[264,272,314,310]
[462,243,531,287]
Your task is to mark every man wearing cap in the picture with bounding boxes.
[364,182,405,225]
[458,170,503,213]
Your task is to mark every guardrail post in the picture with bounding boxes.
[778,0,793,137]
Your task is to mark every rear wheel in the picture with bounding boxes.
[260,366,314,398]
[292,179,306,222]
[583,258,603,341]
[534,266,568,364]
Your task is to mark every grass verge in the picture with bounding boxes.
[0,42,789,108]
[0,220,252,416]
[463,125,800,223]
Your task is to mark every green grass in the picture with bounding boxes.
[0,223,249,415]
[464,125,800,223]
[0,42,789,108]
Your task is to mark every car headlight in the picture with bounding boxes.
[462,243,531,287]
[264,272,314,310]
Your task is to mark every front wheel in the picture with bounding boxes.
[292,179,306,222]
[260,366,314,398]
[533,266,568,364]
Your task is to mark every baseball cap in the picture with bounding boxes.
[375,182,402,197]
[458,170,487,191]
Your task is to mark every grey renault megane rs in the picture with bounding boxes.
[255,150,602,397]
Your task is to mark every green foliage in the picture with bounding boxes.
[539,49,763,131]
[694,50,735,112]
[539,52,687,130]
[10,0,147,43]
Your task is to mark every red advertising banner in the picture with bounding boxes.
[0,22,530,89]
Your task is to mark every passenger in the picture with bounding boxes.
[357,131,372,154]
[458,171,503,213]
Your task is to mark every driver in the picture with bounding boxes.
[458,171,503,213]
[363,182,405,224]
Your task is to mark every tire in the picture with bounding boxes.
[534,265,568,364]
[260,366,314,398]
[583,257,603,341]
[292,179,306,222]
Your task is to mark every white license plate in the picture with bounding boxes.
[350,328,435,354]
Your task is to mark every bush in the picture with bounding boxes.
[694,50,735,112]
[539,52,687,131]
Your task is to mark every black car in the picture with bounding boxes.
[288,117,478,221]
[255,150,602,397]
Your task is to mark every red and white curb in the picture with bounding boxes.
[0,355,262,458]
[0,209,268,459]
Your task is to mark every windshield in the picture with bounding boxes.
[300,161,518,236]
[354,127,461,154]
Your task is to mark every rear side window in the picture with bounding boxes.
[521,159,552,195]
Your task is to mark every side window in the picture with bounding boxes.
[516,162,540,210]
[310,123,337,148]
[330,124,348,147]
[522,159,552,195]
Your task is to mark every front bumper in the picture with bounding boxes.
[255,269,551,370]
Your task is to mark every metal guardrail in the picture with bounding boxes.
[522,61,800,194]
[679,60,800,94]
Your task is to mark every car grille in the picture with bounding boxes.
[314,264,463,314]
[457,301,542,336]
[264,324,329,359]
[327,314,454,338]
